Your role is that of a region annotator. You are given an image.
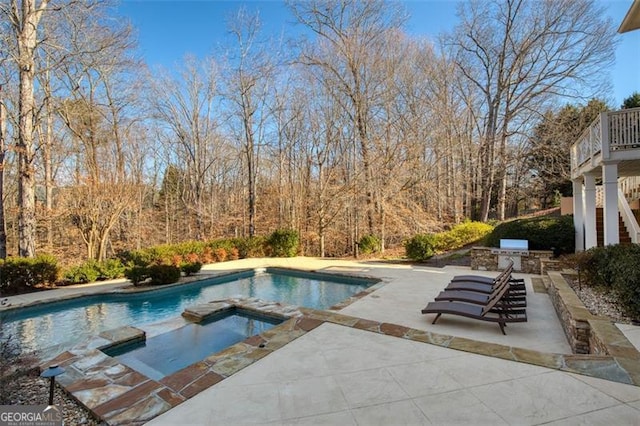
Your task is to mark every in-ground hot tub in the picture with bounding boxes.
[102,308,282,380]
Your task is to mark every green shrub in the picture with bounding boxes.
[181,262,202,276]
[404,221,493,261]
[121,245,176,267]
[96,258,126,280]
[404,234,438,261]
[31,254,59,285]
[119,248,153,267]
[437,221,494,251]
[233,237,266,258]
[63,258,126,284]
[267,229,300,257]
[574,246,616,289]
[174,240,207,257]
[485,215,575,254]
[0,258,30,294]
[64,261,100,284]
[124,266,149,286]
[120,239,241,269]
[209,239,236,252]
[0,255,59,295]
[147,264,182,285]
[608,244,640,319]
[358,234,381,254]
[575,244,640,319]
[206,239,237,262]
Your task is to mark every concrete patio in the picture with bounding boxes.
[146,258,640,425]
[3,257,640,425]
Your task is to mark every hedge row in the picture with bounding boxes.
[405,221,494,261]
[484,215,575,255]
[0,255,59,296]
[1,229,301,294]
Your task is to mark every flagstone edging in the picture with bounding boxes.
[41,293,640,424]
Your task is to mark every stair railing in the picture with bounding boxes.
[620,176,640,202]
[618,188,640,244]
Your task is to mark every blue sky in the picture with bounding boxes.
[118,0,640,108]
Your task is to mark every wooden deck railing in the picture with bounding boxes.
[571,107,640,175]
[609,108,640,150]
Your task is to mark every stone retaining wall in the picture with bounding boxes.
[546,271,640,360]
[470,247,553,274]
[546,272,594,354]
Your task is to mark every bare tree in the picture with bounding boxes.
[0,85,7,258]
[55,11,141,260]
[222,8,276,237]
[306,79,355,256]
[0,0,127,257]
[1,0,50,257]
[447,0,616,221]
[150,56,221,240]
[289,0,407,239]
[526,99,608,207]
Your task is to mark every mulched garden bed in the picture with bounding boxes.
[562,273,635,325]
[2,370,104,425]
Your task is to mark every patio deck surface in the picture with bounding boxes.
[4,257,640,425]
[146,258,640,425]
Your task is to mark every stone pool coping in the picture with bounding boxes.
[42,295,640,425]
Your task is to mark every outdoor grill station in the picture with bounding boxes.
[490,239,529,271]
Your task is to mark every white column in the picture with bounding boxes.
[602,162,619,246]
[573,178,585,252]
[584,173,598,249]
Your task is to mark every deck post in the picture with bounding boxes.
[573,178,585,252]
[584,173,598,249]
[602,162,619,246]
[600,112,610,161]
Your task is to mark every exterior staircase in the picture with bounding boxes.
[596,208,633,246]
[570,108,640,249]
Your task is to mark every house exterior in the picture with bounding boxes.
[571,0,640,251]
[619,0,640,33]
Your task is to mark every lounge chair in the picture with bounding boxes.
[445,278,526,294]
[445,261,526,294]
[434,289,526,307]
[421,272,527,334]
[451,261,514,284]
[438,269,525,305]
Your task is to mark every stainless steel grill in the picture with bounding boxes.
[490,239,529,271]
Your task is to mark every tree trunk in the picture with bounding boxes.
[478,136,495,222]
[246,141,256,237]
[18,50,38,257]
[43,75,54,249]
[479,100,499,222]
[353,90,375,236]
[16,0,48,257]
[0,87,7,259]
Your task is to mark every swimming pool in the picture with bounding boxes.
[103,309,282,380]
[0,268,375,354]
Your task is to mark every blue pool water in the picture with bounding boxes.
[103,310,282,380]
[0,269,373,354]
